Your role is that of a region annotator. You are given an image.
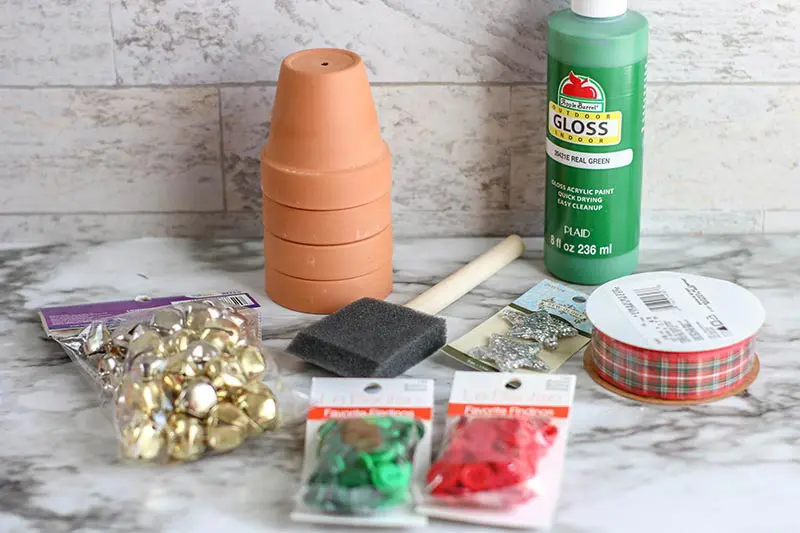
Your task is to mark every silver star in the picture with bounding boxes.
[469,333,550,372]
[501,308,577,350]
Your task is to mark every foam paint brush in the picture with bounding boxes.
[286,235,525,377]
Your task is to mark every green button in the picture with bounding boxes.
[366,444,397,464]
[339,467,371,488]
[370,462,412,494]
[306,416,418,514]
[372,416,393,429]
[319,454,345,474]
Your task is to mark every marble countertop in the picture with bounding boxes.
[1,235,798,533]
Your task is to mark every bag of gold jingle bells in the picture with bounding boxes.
[53,299,282,464]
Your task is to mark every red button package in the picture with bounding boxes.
[417,371,576,530]
[427,415,558,508]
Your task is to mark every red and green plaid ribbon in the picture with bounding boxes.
[591,329,756,401]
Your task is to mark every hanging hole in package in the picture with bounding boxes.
[39,291,286,464]
[291,377,434,529]
[442,280,592,373]
[418,371,577,530]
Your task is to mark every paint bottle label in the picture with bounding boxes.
[545,58,646,260]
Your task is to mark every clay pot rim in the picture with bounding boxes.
[260,141,389,176]
[261,191,392,214]
[264,224,391,249]
[265,260,393,283]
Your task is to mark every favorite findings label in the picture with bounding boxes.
[545,61,646,260]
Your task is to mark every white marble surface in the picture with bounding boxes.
[1,235,797,532]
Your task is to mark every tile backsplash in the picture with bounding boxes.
[1,0,798,241]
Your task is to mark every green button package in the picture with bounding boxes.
[291,378,434,528]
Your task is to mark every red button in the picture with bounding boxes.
[459,463,496,491]
[427,416,557,506]
[490,461,525,487]
[427,463,461,494]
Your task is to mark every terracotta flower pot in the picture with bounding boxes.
[261,48,394,312]
[265,263,393,315]
[263,48,385,172]
[262,193,391,245]
[264,226,393,281]
[260,145,391,210]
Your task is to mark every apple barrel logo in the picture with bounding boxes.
[549,71,621,147]
[558,71,605,112]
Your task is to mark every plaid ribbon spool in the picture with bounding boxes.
[590,329,757,401]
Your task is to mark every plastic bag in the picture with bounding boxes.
[417,371,576,529]
[426,414,558,509]
[301,416,425,513]
[53,298,281,463]
[291,378,433,528]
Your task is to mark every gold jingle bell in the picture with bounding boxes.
[96,352,122,378]
[184,340,220,368]
[119,414,166,461]
[236,345,269,382]
[127,351,168,382]
[184,302,223,332]
[150,307,185,335]
[206,402,252,452]
[237,381,279,434]
[162,355,201,396]
[127,329,166,359]
[204,318,242,338]
[117,379,169,416]
[205,357,247,399]
[175,377,218,418]
[165,329,197,354]
[198,328,238,354]
[129,323,156,340]
[83,323,110,355]
[114,376,139,427]
[222,309,248,331]
[166,413,206,461]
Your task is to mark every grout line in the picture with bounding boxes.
[0,211,247,216]
[3,80,800,91]
[0,209,783,216]
[217,87,228,211]
[504,85,513,211]
[106,0,119,84]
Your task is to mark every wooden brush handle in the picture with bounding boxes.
[405,235,525,315]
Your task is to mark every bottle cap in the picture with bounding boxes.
[571,0,627,18]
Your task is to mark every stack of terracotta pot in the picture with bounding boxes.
[261,48,393,314]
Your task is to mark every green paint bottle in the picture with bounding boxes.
[544,0,648,285]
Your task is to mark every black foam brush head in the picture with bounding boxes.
[286,298,447,377]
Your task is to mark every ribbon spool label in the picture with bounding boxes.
[587,272,765,352]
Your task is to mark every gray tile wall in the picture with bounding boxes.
[1,0,798,240]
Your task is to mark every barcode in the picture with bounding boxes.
[177,294,255,308]
[633,286,677,312]
[213,294,254,308]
